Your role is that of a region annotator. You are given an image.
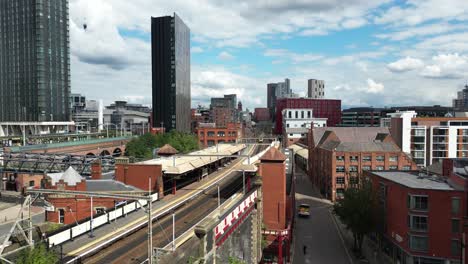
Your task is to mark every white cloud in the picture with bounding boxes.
[191,66,265,107]
[341,18,367,29]
[420,53,468,79]
[415,32,468,53]
[218,51,235,60]
[264,49,323,63]
[365,79,384,93]
[387,57,424,72]
[374,0,468,26]
[192,46,204,53]
[376,23,468,41]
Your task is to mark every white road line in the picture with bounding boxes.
[329,210,354,264]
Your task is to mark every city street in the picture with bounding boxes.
[293,167,353,264]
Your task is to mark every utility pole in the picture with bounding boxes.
[89,196,94,237]
[217,184,220,210]
[148,176,153,264]
[172,213,175,251]
[242,170,245,194]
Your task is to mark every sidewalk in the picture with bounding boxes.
[330,211,392,264]
[0,204,44,224]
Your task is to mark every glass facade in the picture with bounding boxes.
[0,0,70,121]
[151,13,190,133]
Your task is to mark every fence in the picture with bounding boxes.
[47,192,158,247]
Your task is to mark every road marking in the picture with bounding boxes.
[329,210,354,264]
[66,145,257,257]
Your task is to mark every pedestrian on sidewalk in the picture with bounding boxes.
[303,245,307,255]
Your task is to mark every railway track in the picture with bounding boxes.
[66,144,265,263]
[84,172,244,264]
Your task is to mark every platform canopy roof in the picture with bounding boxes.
[139,144,246,175]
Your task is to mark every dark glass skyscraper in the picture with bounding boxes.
[0,0,70,122]
[151,13,190,133]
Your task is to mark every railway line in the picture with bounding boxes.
[83,171,245,264]
[63,144,266,263]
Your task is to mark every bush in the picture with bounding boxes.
[15,243,58,264]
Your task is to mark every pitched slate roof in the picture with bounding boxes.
[312,127,399,152]
[312,127,390,145]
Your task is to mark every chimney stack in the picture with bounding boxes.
[91,160,102,180]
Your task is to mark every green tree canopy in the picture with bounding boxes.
[333,179,376,255]
[15,243,58,264]
[125,131,199,159]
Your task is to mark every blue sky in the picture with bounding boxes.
[70,0,468,110]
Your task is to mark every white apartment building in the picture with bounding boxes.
[382,111,468,167]
[282,108,327,146]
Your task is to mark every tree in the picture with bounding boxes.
[15,243,58,264]
[228,256,246,264]
[333,179,376,256]
[125,131,199,159]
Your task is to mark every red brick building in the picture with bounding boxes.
[45,166,142,224]
[212,107,235,127]
[196,122,242,147]
[368,167,467,264]
[308,127,417,201]
[274,98,341,134]
[254,107,270,122]
[1,171,44,192]
[259,147,295,264]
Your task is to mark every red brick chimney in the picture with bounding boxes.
[91,160,102,180]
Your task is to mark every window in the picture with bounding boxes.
[362,166,371,171]
[295,111,298,118]
[336,166,345,173]
[336,177,345,184]
[336,188,345,199]
[349,166,358,172]
[409,235,428,252]
[389,165,398,170]
[301,111,304,119]
[409,215,428,231]
[362,156,372,162]
[376,166,384,171]
[452,197,461,215]
[307,111,311,118]
[403,165,411,171]
[452,219,460,233]
[452,239,461,256]
[350,156,358,162]
[286,124,290,128]
[336,156,344,162]
[376,155,385,162]
[349,177,358,185]
[389,156,398,162]
[29,180,35,187]
[408,195,428,211]
[96,208,106,215]
[58,209,65,224]
[288,111,292,118]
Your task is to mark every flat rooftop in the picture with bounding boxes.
[138,143,246,175]
[371,171,454,191]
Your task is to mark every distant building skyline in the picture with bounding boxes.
[151,13,191,133]
[0,0,71,122]
[307,79,325,99]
